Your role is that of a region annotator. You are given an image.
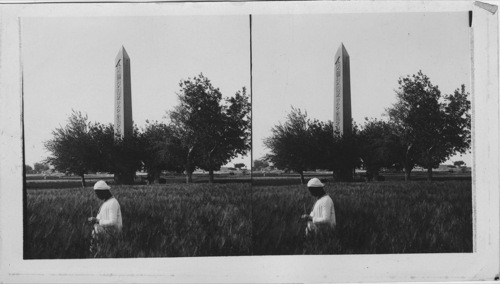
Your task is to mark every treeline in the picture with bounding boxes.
[264,71,471,183]
[44,74,251,187]
[25,163,50,174]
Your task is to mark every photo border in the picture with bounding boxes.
[0,1,498,283]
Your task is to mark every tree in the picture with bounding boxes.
[253,159,269,171]
[140,121,184,184]
[25,165,34,174]
[234,163,246,170]
[358,118,400,180]
[89,121,143,185]
[264,107,312,184]
[308,120,360,181]
[87,122,115,173]
[197,86,251,183]
[110,128,143,185]
[33,162,49,174]
[169,74,251,183]
[44,111,99,187]
[454,160,466,167]
[307,119,334,171]
[387,71,471,181]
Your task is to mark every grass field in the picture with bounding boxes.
[25,183,251,258]
[252,180,472,255]
[25,177,472,258]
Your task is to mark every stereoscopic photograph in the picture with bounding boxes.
[2,0,498,283]
[22,16,252,258]
[22,6,472,259]
[251,12,472,255]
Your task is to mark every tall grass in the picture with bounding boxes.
[26,180,472,258]
[252,181,472,255]
[26,183,251,258]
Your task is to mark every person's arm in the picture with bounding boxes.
[99,200,119,227]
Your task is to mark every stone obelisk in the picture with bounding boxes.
[334,43,353,181]
[115,46,133,140]
[334,43,352,136]
[114,46,134,184]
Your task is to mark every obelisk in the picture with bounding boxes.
[333,43,352,135]
[114,46,134,184]
[334,43,353,181]
[114,46,133,140]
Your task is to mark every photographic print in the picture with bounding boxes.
[1,1,499,283]
[251,12,473,255]
[22,15,252,258]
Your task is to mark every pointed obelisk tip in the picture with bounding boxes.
[337,42,349,57]
[122,46,129,59]
[116,45,129,61]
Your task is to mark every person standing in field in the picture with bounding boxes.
[300,178,336,236]
[88,180,123,256]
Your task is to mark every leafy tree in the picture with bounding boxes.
[454,160,466,167]
[87,122,142,185]
[264,107,312,184]
[307,119,334,171]
[87,122,115,173]
[332,133,360,181]
[358,118,400,180]
[234,163,246,170]
[140,121,184,184]
[438,85,471,161]
[264,108,360,183]
[169,74,251,183]
[110,128,143,184]
[307,119,360,181]
[168,102,201,183]
[387,71,471,181]
[33,162,49,174]
[25,165,34,174]
[44,111,99,187]
[253,159,269,171]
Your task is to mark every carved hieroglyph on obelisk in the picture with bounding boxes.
[114,46,133,140]
[334,43,352,135]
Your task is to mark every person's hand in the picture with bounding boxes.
[87,217,98,224]
[300,214,311,221]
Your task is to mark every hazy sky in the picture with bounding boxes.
[23,16,250,168]
[252,12,472,166]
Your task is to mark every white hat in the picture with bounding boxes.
[94,180,111,190]
[307,178,324,188]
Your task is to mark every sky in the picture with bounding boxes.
[252,12,472,166]
[22,16,250,168]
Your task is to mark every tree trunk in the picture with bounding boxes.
[153,169,161,184]
[299,171,305,184]
[80,174,86,188]
[404,167,411,182]
[209,170,214,183]
[426,166,433,181]
[185,147,194,184]
[186,171,193,184]
[147,171,160,184]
